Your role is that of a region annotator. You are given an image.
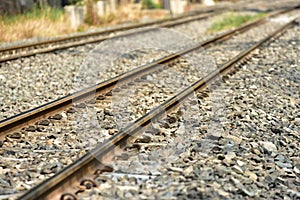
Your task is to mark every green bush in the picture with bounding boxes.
[142,0,161,9]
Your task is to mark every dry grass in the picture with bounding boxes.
[0,4,169,43]
[76,3,168,31]
[0,18,72,42]
[0,8,72,42]
[85,3,168,27]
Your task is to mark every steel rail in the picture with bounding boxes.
[0,9,212,51]
[0,8,287,139]
[0,7,295,139]
[18,15,298,200]
[0,10,221,63]
[1,3,299,63]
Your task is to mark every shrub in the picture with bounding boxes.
[142,0,161,9]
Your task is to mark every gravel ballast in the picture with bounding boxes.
[0,39,214,198]
[0,2,299,199]
[1,0,300,120]
[75,17,300,200]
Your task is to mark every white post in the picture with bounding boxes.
[96,1,105,16]
[109,0,116,13]
[170,0,187,14]
[65,6,77,29]
[64,5,86,29]
[202,0,215,6]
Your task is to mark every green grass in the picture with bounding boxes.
[1,6,64,25]
[208,12,266,32]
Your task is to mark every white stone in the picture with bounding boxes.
[260,141,277,153]
[237,160,245,166]
[0,74,6,82]
[294,118,300,126]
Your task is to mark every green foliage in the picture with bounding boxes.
[1,6,64,25]
[209,12,266,32]
[142,0,161,9]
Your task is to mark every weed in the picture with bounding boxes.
[208,12,266,32]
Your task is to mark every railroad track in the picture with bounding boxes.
[0,10,220,63]
[0,6,299,199]
[1,7,294,139]
[0,0,297,63]
[17,15,299,200]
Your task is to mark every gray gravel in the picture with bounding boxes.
[205,10,300,66]
[1,0,299,120]
[76,16,300,200]
[0,2,299,199]
[0,45,214,199]
[0,25,213,198]
[0,13,212,120]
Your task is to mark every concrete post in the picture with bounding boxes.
[96,1,105,16]
[109,0,116,13]
[64,5,86,29]
[202,0,215,6]
[170,0,187,14]
[96,0,116,16]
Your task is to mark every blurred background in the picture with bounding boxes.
[0,0,235,42]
